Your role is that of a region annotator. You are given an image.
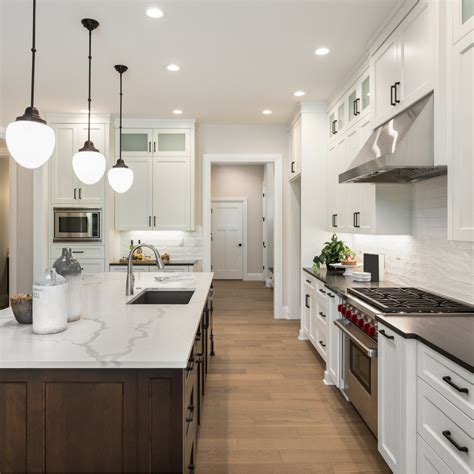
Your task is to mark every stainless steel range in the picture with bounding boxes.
[335,287,474,437]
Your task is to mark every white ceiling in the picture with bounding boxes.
[1,0,400,124]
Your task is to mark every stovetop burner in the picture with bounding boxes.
[348,287,474,314]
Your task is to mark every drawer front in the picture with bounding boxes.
[315,321,328,361]
[163,265,191,272]
[417,343,474,419]
[316,301,328,327]
[303,274,315,291]
[50,245,105,260]
[315,281,329,305]
[417,378,474,473]
[109,265,149,272]
[417,435,454,473]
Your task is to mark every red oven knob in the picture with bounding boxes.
[358,318,365,328]
[367,325,376,337]
[351,313,358,324]
[338,304,343,312]
[345,309,352,319]
[341,306,347,316]
[363,322,371,333]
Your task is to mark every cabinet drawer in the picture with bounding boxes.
[315,321,328,361]
[50,245,105,260]
[303,274,316,291]
[417,435,453,473]
[163,265,191,272]
[417,378,474,473]
[315,282,329,305]
[108,265,149,272]
[417,343,474,419]
[316,303,328,327]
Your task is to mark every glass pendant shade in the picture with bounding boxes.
[108,161,134,193]
[72,141,106,185]
[6,114,55,169]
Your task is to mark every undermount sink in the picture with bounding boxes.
[127,288,195,305]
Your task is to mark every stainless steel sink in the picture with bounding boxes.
[127,288,195,305]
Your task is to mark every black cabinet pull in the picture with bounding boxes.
[319,341,326,348]
[379,329,394,340]
[354,212,360,228]
[332,214,338,228]
[305,294,310,309]
[153,141,156,153]
[186,357,195,372]
[74,188,77,200]
[306,279,312,284]
[291,161,295,173]
[442,430,468,453]
[73,250,84,254]
[328,293,335,298]
[334,120,338,134]
[78,188,82,200]
[148,141,151,153]
[442,376,469,394]
[154,216,156,226]
[188,464,195,473]
[353,212,357,227]
[319,288,326,295]
[390,84,396,106]
[318,311,326,318]
[148,216,152,227]
[394,81,401,104]
[186,405,195,423]
[356,98,360,115]
[353,99,357,117]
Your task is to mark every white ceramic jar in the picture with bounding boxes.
[32,268,68,335]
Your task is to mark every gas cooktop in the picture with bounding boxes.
[348,287,474,314]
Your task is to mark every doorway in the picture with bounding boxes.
[211,199,246,279]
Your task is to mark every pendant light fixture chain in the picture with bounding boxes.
[30,0,37,108]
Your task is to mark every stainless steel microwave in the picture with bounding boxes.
[53,208,101,242]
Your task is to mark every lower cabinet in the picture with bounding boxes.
[0,303,214,473]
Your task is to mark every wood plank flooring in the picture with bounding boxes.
[197,280,390,474]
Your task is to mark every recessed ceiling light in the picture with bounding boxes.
[315,47,330,56]
[146,7,164,18]
[173,109,183,115]
[262,109,272,115]
[294,91,306,97]
[166,64,180,72]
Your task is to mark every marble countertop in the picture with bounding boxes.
[110,259,199,266]
[0,272,213,369]
[303,266,474,373]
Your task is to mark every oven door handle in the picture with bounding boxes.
[334,320,377,358]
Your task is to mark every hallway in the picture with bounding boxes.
[197,281,390,473]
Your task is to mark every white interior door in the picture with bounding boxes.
[211,201,243,279]
[262,183,267,280]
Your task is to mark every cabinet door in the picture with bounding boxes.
[50,124,78,205]
[327,145,339,230]
[416,436,453,474]
[337,102,345,131]
[451,32,474,241]
[153,129,191,157]
[372,34,400,126]
[153,157,190,230]
[289,117,301,177]
[303,284,312,337]
[378,323,401,472]
[75,124,106,204]
[399,1,434,108]
[454,0,474,44]
[329,111,337,139]
[116,129,153,157]
[361,75,370,112]
[115,157,153,231]
[326,291,341,387]
[348,89,359,123]
[335,138,348,231]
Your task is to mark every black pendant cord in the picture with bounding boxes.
[87,27,92,143]
[119,70,123,161]
[30,0,37,108]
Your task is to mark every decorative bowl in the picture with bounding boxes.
[10,294,33,324]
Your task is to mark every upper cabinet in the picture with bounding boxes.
[49,121,108,205]
[114,121,195,231]
[371,1,435,127]
[289,115,302,179]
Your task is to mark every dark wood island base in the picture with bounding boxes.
[0,300,214,473]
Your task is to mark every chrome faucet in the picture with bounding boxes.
[126,244,165,296]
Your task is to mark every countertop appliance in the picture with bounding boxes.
[53,208,101,242]
[335,287,474,437]
[339,93,447,184]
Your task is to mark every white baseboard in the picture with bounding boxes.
[265,277,273,288]
[323,371,334,386]
[243,272,264,281]
[298,329,308,340]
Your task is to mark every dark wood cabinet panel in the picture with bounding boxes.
[0,382,27,473]
[44,381,125,473]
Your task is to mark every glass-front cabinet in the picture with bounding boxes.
[347,73,370,124]
[454,0,474,42]
[153,129,191,157]
[116,128,153,157]
[361,76,370,111]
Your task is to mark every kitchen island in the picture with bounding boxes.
[0,272,214,473]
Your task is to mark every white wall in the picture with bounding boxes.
[348,176,474,304]
[211,164,264,276]
[0,155,9,307]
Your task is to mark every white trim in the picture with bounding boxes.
[46,113,111,124]
[243,273,264,281]
[211,197,248,280]
[117,118,196,129]
[203,153,283,319]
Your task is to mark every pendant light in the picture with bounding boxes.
[72,18,106,185]
[108,65,134,193]
[6,0,55,169]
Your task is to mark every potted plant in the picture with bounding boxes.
[313,234,355,272]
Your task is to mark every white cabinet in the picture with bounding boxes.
[378,322,417,474]
[450,31,474,242]
[325,288,341,387]
[302,279,312,336]
[115,157,153,231]
[50,123,106,205]
[289,116,302,179]
[114,122,195,231]
[417,436,453,473]
[454,0,474,44]
[371,1,435,127]
[327,138,349,231]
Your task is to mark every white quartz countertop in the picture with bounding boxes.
[0,272,213,369]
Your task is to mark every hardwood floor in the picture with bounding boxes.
[197,280,390,474]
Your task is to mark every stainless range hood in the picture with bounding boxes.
[339,93,447,184]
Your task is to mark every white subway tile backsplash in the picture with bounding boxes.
[351,176,474,304]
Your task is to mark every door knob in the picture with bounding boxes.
[238,243,242,247]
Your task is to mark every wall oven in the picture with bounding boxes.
[335,318,378,436]
[54,208,101,242]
